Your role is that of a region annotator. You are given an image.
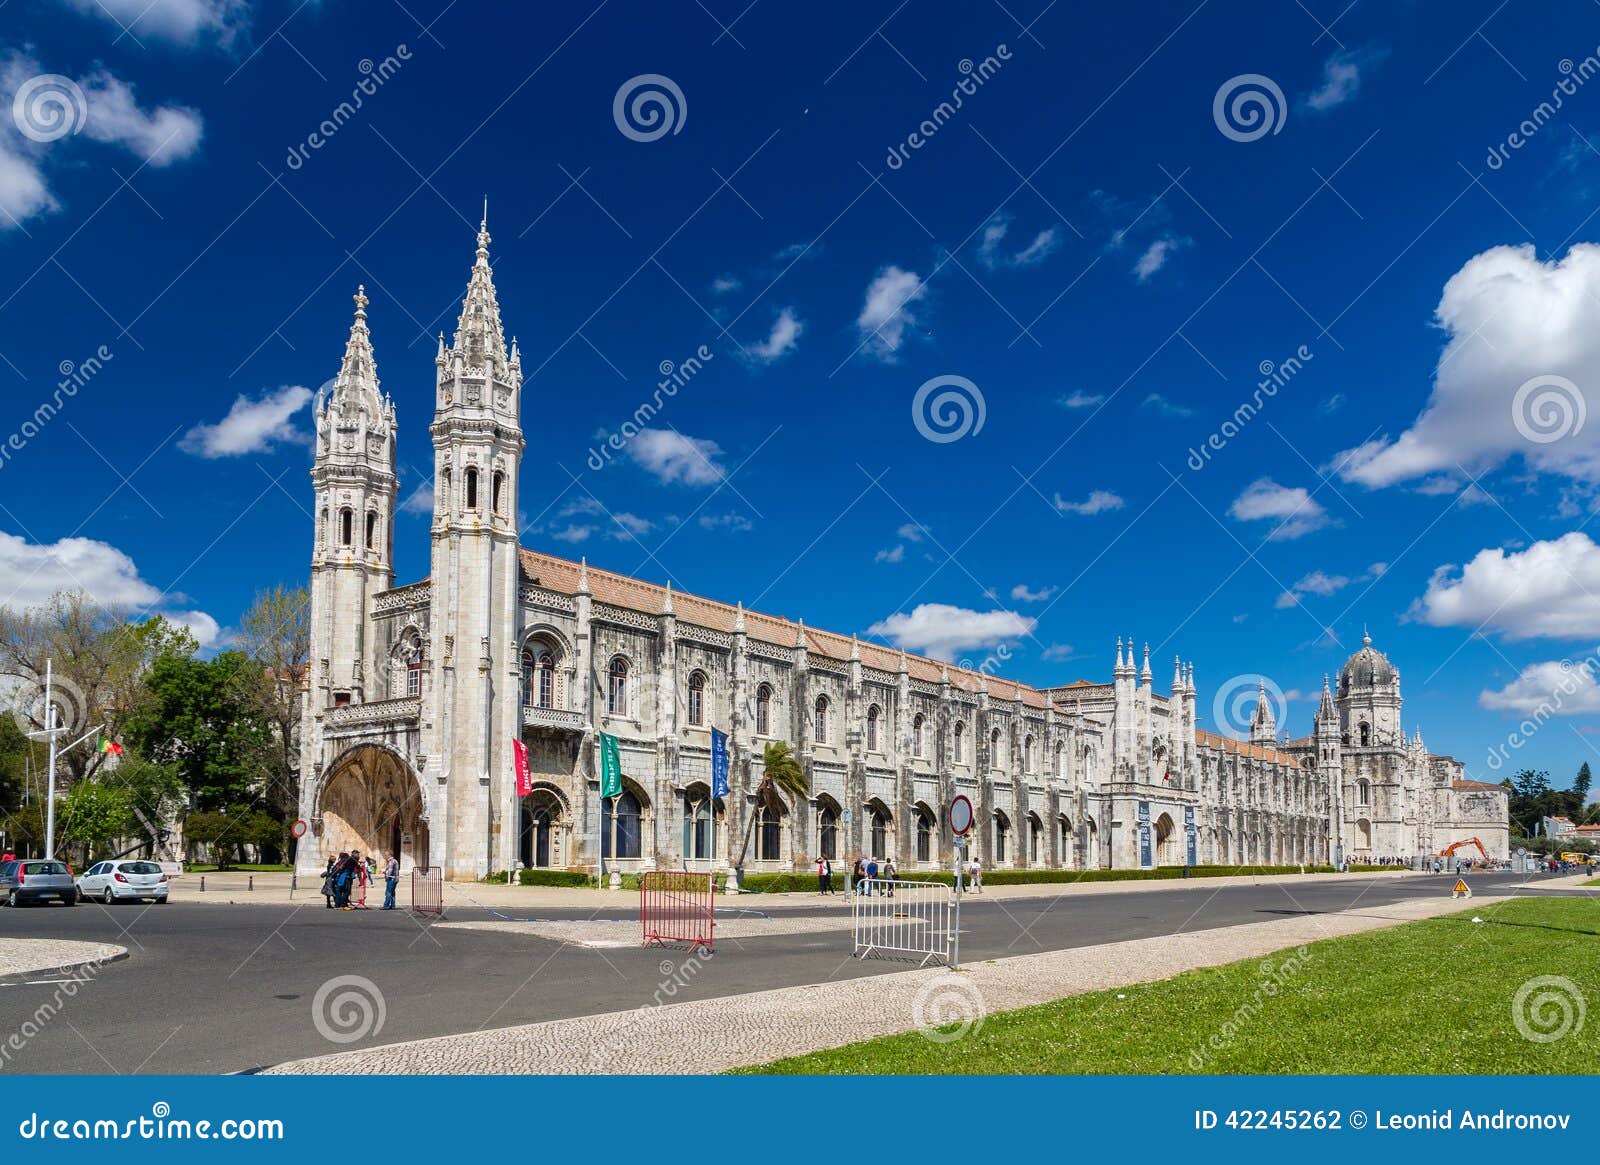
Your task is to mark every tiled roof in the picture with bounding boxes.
[1452,779,1508,793]
[1194,728,1297,767]
[519,548,1052,709]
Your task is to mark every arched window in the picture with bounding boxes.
[755,801,783,862]
[465,467,479,510]
[406,643,424,697]
[990,727,1002,768]
[916,808,933,863]
[683,790,715,861]
[607,657,629,716]
[1024,734,1035,773]
[339,507,353,546]
[365,510,377,550]
[755,684,772,736]
[994,811,1010,863]
[441,468,452,515]
[912,713,926,758]
[814,695,830,745]
[1059,816,1073,863]
[1359,721,1371,746]
[866,704,881,752]
[601,788,642,859]
[522,649,555,709]
[320,507,328,547]
[492,470,504,515]
[870,806,889,859]
[1355,778,1370,805]
[687,670,706,727]
[1029,813,1043,862]
[818,804,838,860]
[954,721,966,764]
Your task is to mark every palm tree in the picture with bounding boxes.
[733,740,809,876]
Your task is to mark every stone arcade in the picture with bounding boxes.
[294,221,1510,881]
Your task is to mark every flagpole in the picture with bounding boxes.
[44,660,58,860]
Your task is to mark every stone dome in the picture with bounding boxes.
[1340,630,1397,689]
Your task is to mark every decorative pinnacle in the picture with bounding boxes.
[576,557,590,594]
[354,284,368,316]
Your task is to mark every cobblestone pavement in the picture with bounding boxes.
[0,938,127,977]
[264,893,1507,1075]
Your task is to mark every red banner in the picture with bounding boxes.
[513,738,531,797]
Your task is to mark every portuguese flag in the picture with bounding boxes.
[98,736,123,756]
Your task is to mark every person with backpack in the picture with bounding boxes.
[815,854,830,895]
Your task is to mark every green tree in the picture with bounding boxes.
[1576,762,1593,802]
[234,585,309,825]
[733,740,810,873]
[57,780,133,863]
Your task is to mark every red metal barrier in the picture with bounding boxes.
[640,871,714,952]
[410,865,444,917]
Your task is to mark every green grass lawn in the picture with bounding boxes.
[741,898,1598,1075]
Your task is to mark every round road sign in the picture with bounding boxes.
[948,794,974,836]
[290,819,308,839]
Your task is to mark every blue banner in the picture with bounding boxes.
[1185,804,1198,866]
[710,727,729,799]
[1138,800,1152,868]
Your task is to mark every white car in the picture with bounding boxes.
[76,859,170,904]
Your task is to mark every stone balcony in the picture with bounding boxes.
[328,697,422,729]
[523,705,584,731]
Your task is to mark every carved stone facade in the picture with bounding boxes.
[296,226,1508,880]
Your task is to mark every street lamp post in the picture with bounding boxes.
[25,660,108,859]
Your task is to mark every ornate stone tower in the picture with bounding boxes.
[304,285,397,718]
[426,215,526,878]
[1314,673,1343,862]
[1248,680,1277,746]
[1337,628,1402,748]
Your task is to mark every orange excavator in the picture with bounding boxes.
[1436,837,1491,863]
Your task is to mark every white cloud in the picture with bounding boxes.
[1011,583,1057,602]
[874,545,905,564]
[627,429,725,486]
[1275,563,1387,608]
[711,275,740,294]
[1480,659,1600,715]
[1337,244,1600,489]
[180,385,312,458]
[698,513,752,532]
[1054,489,1125,516]
[977,213,1062,269]
[1318,393,1346,416]
[867,603,1036,661]
[1058,390,1105,409]
[549,524,594,543]
[1410,532,1600,640]
[606,513,654,540]
[1132,235,1183,282]
[856,265,928,360]
[399,483,433,515]
[0,532,215,638]
[746,308,802,363]
[1141,393,1194,418]
[1305,47,1383,113]
[1040,643,1074,661]
[1228,478,1330,540]
[0,55,204,230]
[62,0,250,47]
[896,523,926,542]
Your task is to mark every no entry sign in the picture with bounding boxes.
[948,794,974,836]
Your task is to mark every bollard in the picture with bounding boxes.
[199,875,206,892]
[248,875,254,891]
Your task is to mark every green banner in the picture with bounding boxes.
[599,732,622,799]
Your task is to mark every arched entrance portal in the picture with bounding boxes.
[318,745,429,872]
[519,787,568,869]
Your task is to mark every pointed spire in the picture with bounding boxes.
[898,648,909,674]
[794,618,806,649]
[330,284,383,415]
[576,556,591,595]
[449,210,511,378]
[1172,655,1183,694]
[733,601,746,634]
[661,580,674,615]
[850,635,860,662]
[1362,623,1372,648]
[1140,642,1152,683]
[1114,637,1124,674]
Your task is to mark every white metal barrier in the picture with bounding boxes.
[851,878,959,967]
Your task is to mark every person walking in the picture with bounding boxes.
[865,855,879,896]
[968,855,983,893]
[882,857,897,898]
[851,856,865,895]
[332,851,353,908]
[815,854,829,895]
[382,852,400,910]
[321,857,336,908]
[352,850,370,909]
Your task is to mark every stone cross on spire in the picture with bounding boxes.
[330,283,384,417]
[450,210,511,377]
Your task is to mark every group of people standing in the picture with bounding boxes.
[322,850,401,910]
[811,855,901,895]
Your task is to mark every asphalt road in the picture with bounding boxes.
[0,869,1575,1074]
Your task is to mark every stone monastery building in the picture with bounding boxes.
[295,221,1510,881]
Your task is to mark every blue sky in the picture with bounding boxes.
[6,0,1600,793]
